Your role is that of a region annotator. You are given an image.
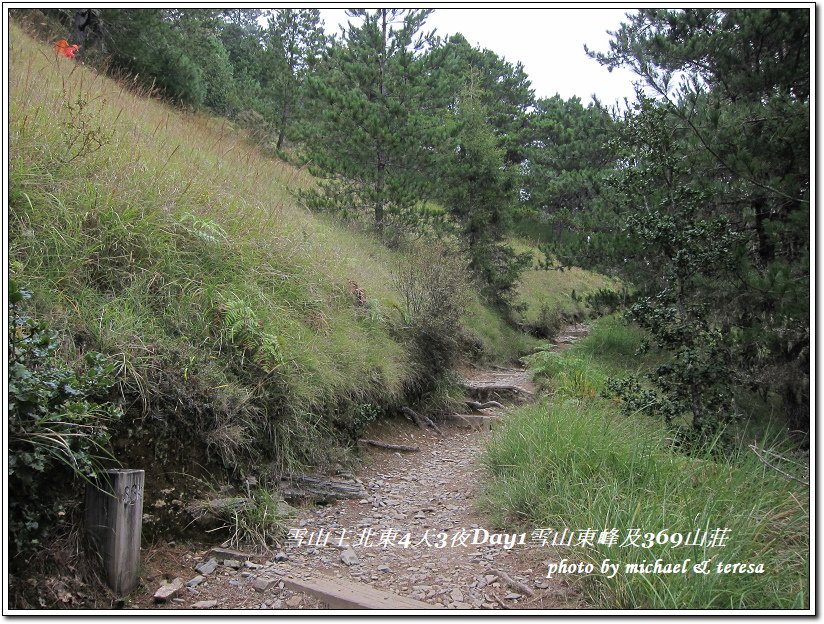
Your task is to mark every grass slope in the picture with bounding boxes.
[9,24,413,473]
[8,23,616,480]
[8,24,557,480]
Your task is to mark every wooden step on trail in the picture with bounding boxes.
[279,474,367,504]
[277,573,438,609]
[449,413,500,432]
[461,380,534,402]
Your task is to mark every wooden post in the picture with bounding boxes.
[85,469,144,596]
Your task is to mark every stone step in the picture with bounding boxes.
[277,573,438,609]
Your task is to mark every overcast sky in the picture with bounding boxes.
[319,8,641,107]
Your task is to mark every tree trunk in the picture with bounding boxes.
[752,196,774,270]
[70,9,94,48]
[276,99,290,151]
[374,9,388,235]
[277,42,297,152]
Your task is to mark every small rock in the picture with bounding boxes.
[534,580,549,589]
[210,546,254,560]
[450,588,464,603]
[186,576,205,588]
[192,600,218,609]
[340,548,359,566]
[153,578,184,602]
[274,552,289,562]
[253,577,277,593]
[505,592,522,600]
[244,561,262,569]
[484,575,498,584]
[286,595,303,608]
[229,579,241,586]
[224,559,242,569]
[195,558,218,575]
[377,565,391,573]
[270,599,283,609]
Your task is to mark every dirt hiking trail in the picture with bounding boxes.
[130,325,589,611]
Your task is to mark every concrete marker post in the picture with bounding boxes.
[85,469,144,596]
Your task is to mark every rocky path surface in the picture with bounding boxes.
[130,326,588,611]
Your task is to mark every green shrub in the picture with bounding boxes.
[392,241,470,387]
[523,350,602,399]
[585,287,627,316]
[8,280,122,563]
[532,302,565,339]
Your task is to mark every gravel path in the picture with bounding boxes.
[131,361,586,611]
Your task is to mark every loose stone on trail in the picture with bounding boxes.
[340,549,359,566]
[253,577,277,593]
[153,578,184,602]
[195,558,218,575]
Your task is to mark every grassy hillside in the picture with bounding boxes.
[8,23,616,489]
[9,25,406,476]
[6,22,542,482]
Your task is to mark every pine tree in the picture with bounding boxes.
[217,10,268,114]
[565,9,810,441]
[524,95,616,219]
[437,85,532,305]
[301,9,445,237]
[264,9,327,151]
[438,34,535,165]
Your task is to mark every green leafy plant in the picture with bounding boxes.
[524,350,600,399]
[8,280,121,562]
[215,294,286,373]
[177,212,227,245]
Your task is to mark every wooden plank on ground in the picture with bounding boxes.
[279,574,437,609]
[449,414,499,431]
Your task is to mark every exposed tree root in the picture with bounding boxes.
[358,439,420,452]
[400,406,444,437]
